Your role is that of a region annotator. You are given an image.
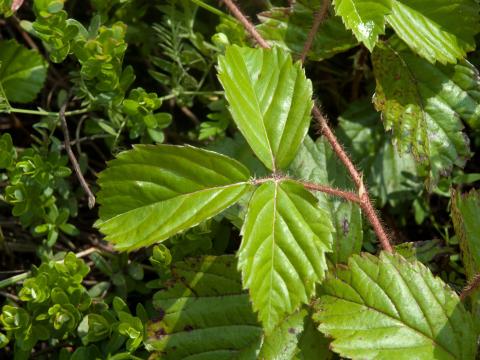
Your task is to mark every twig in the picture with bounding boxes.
[222,0,271,49]
[299,0,331,63]
[222,0,393,253]
[460,273,480,301]
[59,102,96,209]
[11,15,38,51]
[0,290,19,302]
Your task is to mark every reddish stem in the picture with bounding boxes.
[460,273,480,301]
[299,0,331,63]
[221,0,271,49]
[301,181,361,203]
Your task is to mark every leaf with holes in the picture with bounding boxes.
[314,252,476,359]
[257,1,358,61]
[239,180,333,333]
[0,39,48,103]
[95,145,252,251]
[145,255,262,359]
[218,46,313,171]
[385,0,480,64]
[333,0,391,51]
[372,37,476,185]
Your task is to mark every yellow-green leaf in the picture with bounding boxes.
[218,46,313,171]
[96,145,251,251]
[239,180,333,332]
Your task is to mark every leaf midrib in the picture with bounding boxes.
[266,181,279,328]
[100,181,248,224]
[246,51,276,170]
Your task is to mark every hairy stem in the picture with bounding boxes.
[301,181,361,203]
[222,0,393,253]
[460,273,480,301]
[299,0,331,63]
[221,0,271,49]
[252,176,360,203]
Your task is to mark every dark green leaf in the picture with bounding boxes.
[257,1,358,61]
[0,39,48,103]
[337,100,420,206]
[372,37,477,185]
[145,255,262,359]
[451,189,480,280]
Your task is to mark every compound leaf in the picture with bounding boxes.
[257,1,358,61]
[372,37,477,185]
[96,145,251,251]
[314,252,476,359]
[239,180,333,332]
[386,0,480,64]
[0,39,48,103]
[218,46,313,171]
[145,255,262,359]
[333,0,391,51]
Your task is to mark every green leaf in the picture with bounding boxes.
[0,39,48,103]
[296,312,332,359]
[451,189,480,280]
[289,136,363,264]
[257,1,358,61]
[314,252,476,359]
[258,309,307,359]
[0,82,9,112]
[96,145,252,251]
[258,308,332,359]
[372,37,476,185]
[333,0,391,51]
[385,0,480,64]
[0,133,16,169]
[337,100,420,207]
[239,180,333,332]
[145,255,262,359]
[218,46,313,171]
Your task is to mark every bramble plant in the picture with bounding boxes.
[1,0,480,359]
